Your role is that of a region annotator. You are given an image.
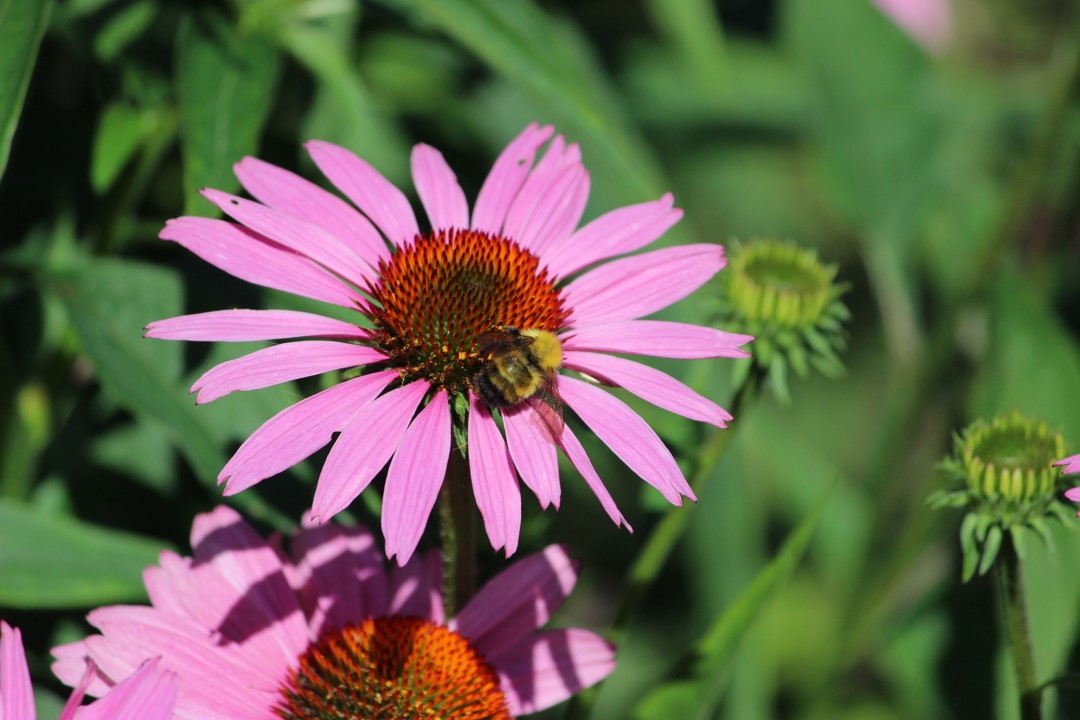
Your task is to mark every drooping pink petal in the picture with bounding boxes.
[564,351,732,428]
[388,549,444,623]
[160,217,362,309]
[311,381,430,522]
[383,391,452,566]
[560,376,694,505]
[543,193,682,279]
[1056,453,1080,475]
[471,123,555,235]
[191,341,385,404]
[219,370,397,494]
[1,622,34,720]
[453,545,577,660]
[73,659,178,720]
[552,423,629,531]
[564,320,753,359]
[144,309,369,342]
[234,156,390,265]
[411,145,469,232]
[502,405,561,510]
[305,140,420,248]
[202,189,375,286]
[468,396,521,557]
[493,629,616,716]
[563,244,726,325]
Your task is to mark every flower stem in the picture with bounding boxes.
[995,538,1041,720]
[439,449,476,617]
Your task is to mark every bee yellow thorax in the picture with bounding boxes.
[521,329,563,373]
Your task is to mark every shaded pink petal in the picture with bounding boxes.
[388,549,444,623]
[411,145,469,232]
[202,189,374,286]
[453,545,577,659]
[872,0,951,52]
[1056,453,1080,475]
[564,320,753,359]
[234,155,390,265]
[145,309,368,342]
[564,351,732,428]
[51,641,109,698]
[503,137,587,252]
[502,405,561,509]
[493,629,616,716]
[564,244,726,325]
[560,376,694,505]
[1,622,33,720]
[544,193,682,279]
[311,381,429,522]
[74,659,178,720]
[468,396,521,557]
[306,140,419,247]
[552,423,629,530]
[471,123,555,235]
[191,341,385,404]
[220,370,397,494]
[383,391,452,565]
[160,217,362,309]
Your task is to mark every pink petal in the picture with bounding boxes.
[502,405,561,510]
[202,189,374,286]
[219,370,397,494]
[144,309,368,342]
[234,156,390,265]
[563,244,726,325]
[160,217,362,309]
[1056,453,1080,475]
[543,193,682,279]
[564,351,732,428]
[552,423,629,531]
[453,545,577,659]
[311,381,429,522]
[1,622,33,720]
[191,341,385,404]
[872,0,951,52]
[468,396,521,557]
[51,642,109,698]
[493,629,616,716]
[471,123,555,235]
[560,376,694,505]
[503,137,584,251]
[74,659,178,720]
[411,145,469,232]
[305,140,420,247]
[388,549,444,622]
[528,169,590,257]
[383,391,452,565]
[563,320,753,359]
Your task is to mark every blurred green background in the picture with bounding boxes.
[2,0,1080,718]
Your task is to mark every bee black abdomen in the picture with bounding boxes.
[472,371,516,409]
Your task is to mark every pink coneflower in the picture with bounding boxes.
[1,621,176,720]
[52,506,614,719]
[146,123,752,563]
[1058,454,1080,512]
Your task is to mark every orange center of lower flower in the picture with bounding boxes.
[275,616,512,720]
[366,229,566,391]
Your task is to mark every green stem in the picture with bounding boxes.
[995,539,1041,720]
[439,449,476,617]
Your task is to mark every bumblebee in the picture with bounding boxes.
[471,327,564,432]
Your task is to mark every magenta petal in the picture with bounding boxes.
[306,140,420,248]
[552,423,629,530]
[1,622,33,720]
[145,309,368,342]
[493,629,616,716]
[383,391,452,565]
[564,244,726,325]
[234,155,390,265]
[1056,453,1080,475]
[74,660,178,720]
[502,405,561,509]
[468,396,522,557]
[160,217,362,309]
[311,381,429,522]
[411,145,469,232]
[191,341,385,404]
[471,123,555,235]
[564,351,732,428]
[544,193,683,279]
[454,545,577,659]
[220,370,397,494]
[503,137,584,252]
[560,376,694,505]
[388,549,444,622]
[564,320,753,359]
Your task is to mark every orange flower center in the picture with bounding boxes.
[365,229,567,392]
[275,616,512,720]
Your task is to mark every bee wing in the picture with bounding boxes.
[528,373,565,439]
[475,330,533,358]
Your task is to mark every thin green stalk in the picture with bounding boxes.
[995,539,1042,720]
[439,449,476,617]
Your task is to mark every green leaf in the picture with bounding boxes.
[0,0,52,178]
[90,103,154,193]
[177,12,281,213]
[0,500,168,607]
